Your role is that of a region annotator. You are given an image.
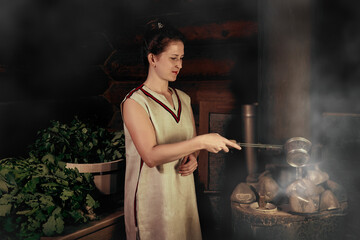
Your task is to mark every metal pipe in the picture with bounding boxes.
[241,104,258,182]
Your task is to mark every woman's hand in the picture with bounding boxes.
[197,133,241,153]
[123,98,240,168]
[178,153,198,176]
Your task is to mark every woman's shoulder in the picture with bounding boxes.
[121,86,150,116]
[123,85,147,102]
[121,85,150,112]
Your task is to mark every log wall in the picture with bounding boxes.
[100,1,259,131]
[0,1,258,238]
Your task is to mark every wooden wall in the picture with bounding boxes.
[101,0,259,131]
[0,0,258,158]
[0,1,258,238]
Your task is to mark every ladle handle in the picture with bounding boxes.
[236,142,283,149]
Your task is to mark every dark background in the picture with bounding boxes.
[311,1,360,238]
[0,0,258,158]
[1,0,360,238]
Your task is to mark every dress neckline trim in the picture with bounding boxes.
[127,84,182,123]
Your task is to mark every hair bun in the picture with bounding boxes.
[145,18,167,32]
[157,22,164,29]
[142,18,185,68]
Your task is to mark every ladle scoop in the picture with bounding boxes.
[235,137,312,167]
[284,137,312,167]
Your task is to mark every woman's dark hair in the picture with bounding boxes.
[142,18,185,68]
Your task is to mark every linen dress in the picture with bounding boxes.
[121,84,202,240]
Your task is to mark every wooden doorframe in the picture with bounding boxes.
[198,100,235,190]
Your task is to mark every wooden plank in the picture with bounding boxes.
[181,58,235,76]
[132,20,257,44]
[208,113,233,190]
[41,208,124,240]
[102,80,140,104]
[198,101,235,189]
[102,79,235,132]
[179,20,258,41]
[77,222,125,240]
[103,80,235,105]
[102,57,237,81]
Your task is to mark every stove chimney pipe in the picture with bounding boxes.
[241,104,258,182]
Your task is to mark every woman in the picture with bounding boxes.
[121,19,241,240]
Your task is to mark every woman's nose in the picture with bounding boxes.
[177,60,182,69]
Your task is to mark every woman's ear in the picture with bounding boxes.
[147,53,156,68]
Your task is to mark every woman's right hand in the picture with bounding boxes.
[196,133,241,153]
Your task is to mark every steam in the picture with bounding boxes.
[310,1,360,238]
[310,0,360,149]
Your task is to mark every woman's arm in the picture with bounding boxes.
[123,98,240,168]
[178,106,199,176]
[190,103,200,158]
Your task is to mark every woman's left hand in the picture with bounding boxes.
[178,153,198,176]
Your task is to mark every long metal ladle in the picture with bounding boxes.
[236,142,283,150]
[236,137,312,179]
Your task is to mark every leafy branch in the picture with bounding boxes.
[29,116,125,163]
[0,116,126,239]
[0,154,99,240]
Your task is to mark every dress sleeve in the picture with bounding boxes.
[120,90,150,120]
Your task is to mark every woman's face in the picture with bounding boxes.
[153,40,184,82]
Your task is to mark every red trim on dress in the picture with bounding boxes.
[126,84,144,99]
[134,160,144,227]
[140,87,182,123]
[174,89,182,121]
[126,84,182,123]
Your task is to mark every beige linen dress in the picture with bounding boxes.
[121,84,202,240]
